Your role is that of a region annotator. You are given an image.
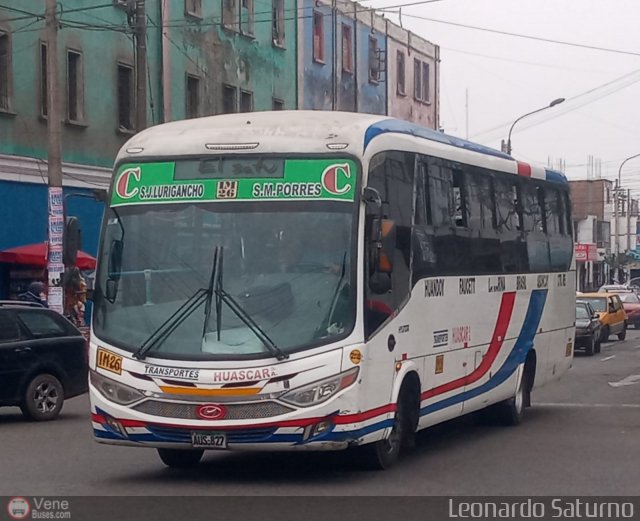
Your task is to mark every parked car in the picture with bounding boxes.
[575,301,602,356]
[576,292,627,342]
[615,291,640,328]
[598,284,634,294]
[0,301,88,421]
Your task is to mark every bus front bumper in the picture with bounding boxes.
[90,394,394,452]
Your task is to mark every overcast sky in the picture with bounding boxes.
[369,0,640,192]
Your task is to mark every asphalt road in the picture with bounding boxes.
[1,331,639,496]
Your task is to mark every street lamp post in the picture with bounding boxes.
[502,98,565,155]
[614,152,640,282]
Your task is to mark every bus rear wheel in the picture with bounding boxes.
[157,448,204,468]
[492,357,534,426]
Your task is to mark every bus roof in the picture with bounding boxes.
[116,111,567,185]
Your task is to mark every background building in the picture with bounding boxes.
[569,178,639,288]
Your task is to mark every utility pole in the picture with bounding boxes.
[135,0,147,131]
[627,189,632,255]
[45,0,65,314]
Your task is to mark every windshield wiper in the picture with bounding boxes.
[208,247,288,361]
[317,252,348,335]
[133,246,220,360]
[214,287,289,361]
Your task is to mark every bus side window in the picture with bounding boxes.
[466,170,500,273]
[548,188,573,272]
[452,169,468,228]
[412,160,437,284]
[365,151,414,338]
[494,175,528,274]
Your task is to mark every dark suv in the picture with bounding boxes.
[0,301,88,421]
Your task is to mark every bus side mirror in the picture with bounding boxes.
[106,239,124,303]
[368,218,396,295]
[369,272,391,294]
[108,239,123,280]
[64,216,81,267]
[376,219,396,274]
[363,186,382,215]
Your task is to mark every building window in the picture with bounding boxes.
[0,32,12,111]
[40,42,48,117]
[272,0,285,47]
[66,50,84,123]
[185,0,202,17]
[414,58,430,102]
[272,97,284,110]
[222,84,237,113]
[223,0,238,30]
[186,74,201,119]
[117,63,134,132]
[396,50,405,96]
[313,11,324,63]
[241,0,254,35]
[240,89,253,113]
[368,36,379,83]
[342,24,352,73]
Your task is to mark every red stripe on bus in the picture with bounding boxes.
[517,162,532,177]
[420,291,516,401]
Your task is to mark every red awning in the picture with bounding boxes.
[0,242,96,270]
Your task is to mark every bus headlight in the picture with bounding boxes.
[90,370,145,405]
[280,367,359,407]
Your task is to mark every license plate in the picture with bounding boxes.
[96,348,123,375]
[191,431,227,449]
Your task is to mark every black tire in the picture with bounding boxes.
[357,388,415,470]
[601,325,610,343]
[20,373,64,421]
[492,359,535,426]
[618,323,627,341]
[594,338,601,354]
[585,336,595,356]
[157,448,204,468]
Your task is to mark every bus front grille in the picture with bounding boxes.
[133,399,294,420]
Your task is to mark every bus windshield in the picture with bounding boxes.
[93,158,357,360]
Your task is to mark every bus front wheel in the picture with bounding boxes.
[157,448,204,468]
[356,383,418,470]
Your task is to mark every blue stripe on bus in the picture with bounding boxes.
[364,119,513,160]
[94,428,305,444]
[545,168,568,185]
[418,289,547,417]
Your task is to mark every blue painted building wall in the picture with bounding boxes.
[0,181,104,298]
[298,0,386,114]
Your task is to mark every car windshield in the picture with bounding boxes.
[578,297,606,312]
[575,305,590,319]
[94,200,356,359]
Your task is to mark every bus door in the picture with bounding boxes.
[363,152,416,412]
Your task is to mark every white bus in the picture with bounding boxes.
[90,111,575,469]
